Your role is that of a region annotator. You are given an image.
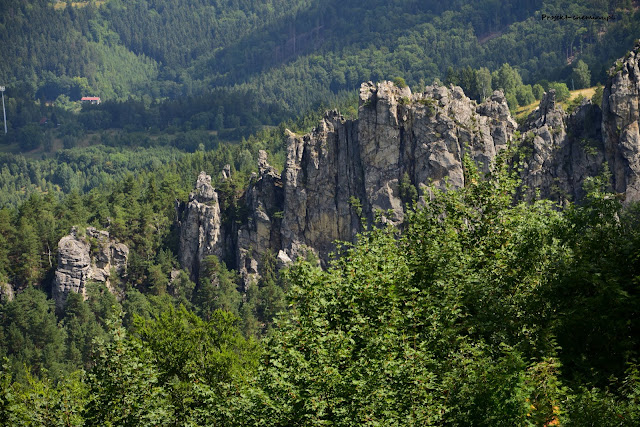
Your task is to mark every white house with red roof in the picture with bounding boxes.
[81,96,101,105]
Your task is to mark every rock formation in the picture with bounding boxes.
[175,44,640,286]
[52,227,128,309]
[178,81,518,284]
[603,40,640,200]
[280,82,516,263]
[236,151,284,289]
[0,282,14,303]
[518,90,604,202]
[176,171,225,281]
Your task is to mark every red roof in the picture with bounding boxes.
[81,97,100,101]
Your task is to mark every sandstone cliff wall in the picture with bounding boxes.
[178,81,519,285]
[176,44,640,286]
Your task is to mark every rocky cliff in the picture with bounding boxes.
[175,44,640,286]
[279,82,516,262]
[45,44,640,300]
[235,151,285,289]
[603,42,640,200]
[178,80,519,284]
[517,89,604,202]
[52,227,128,309]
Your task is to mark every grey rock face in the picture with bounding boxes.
[177,42,640,285]
[53,227,128,309]
[281,81,516,264]
[236,151,284,289]
[194,171,217,202]
[518,90,605,202]
[603,41,640,201]
[176,172,224,281]
[0,282,14,303]
[281,111,362,263]
[178,82,519,282]
[359,83,516,219]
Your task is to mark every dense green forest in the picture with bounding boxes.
[1,0,639,134]
[1,0,640,425]
[1,149,639,425]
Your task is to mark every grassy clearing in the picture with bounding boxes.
[53,1,108,11]
[515,86,598,121]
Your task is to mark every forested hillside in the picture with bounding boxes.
[1,0,638,118]
[1,150,639,425]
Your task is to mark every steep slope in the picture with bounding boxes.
[517,89,604,202]
[2,0,637,112]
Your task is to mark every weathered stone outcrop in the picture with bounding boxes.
[176,171,224,281]
[236,151,284,289]
[176,44,640,286]
[518,90,604,202]
[178,83,519,283]
[603,40,640,200]
[0,282,14,303]
[361,83,517,219]
[281,82,516,263]
[281,111,362,263]
[53,227,128,309]
[517,39,640,205]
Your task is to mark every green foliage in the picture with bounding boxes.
[0,365,87,427]
[194,255,242,320]
[505,92,519,111]
[243,154,572,424]
[533,83,545,101]
[0,146,186,207]
[84,316,171,426]
[551,168,640,388]
[1,136,639,424]
[238,153,640,424]
[132,305,260,425]
[392,76,407,88]
[515,84,536,106]
[592,83,604,108]
[476,66,492,100]
[252,251,287,334]
[398,171,418,206]
[1,1,640,423]
[0,287,67,382]
[493,63,523,96]
[566,94,586,114]
[1,0,637,147]
[571,60,591,89]
[62,292,107,371]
